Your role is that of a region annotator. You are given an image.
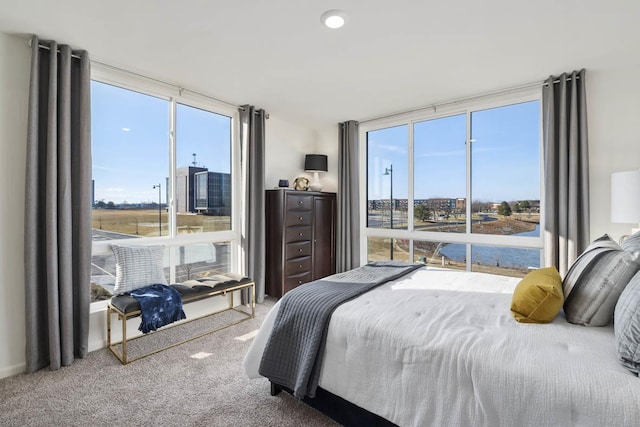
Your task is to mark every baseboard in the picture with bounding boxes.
[0,361,25,379]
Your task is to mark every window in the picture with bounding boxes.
[90,72,238,303]
[362,91,542,277]
[367,125,408,230]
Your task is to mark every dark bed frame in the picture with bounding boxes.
[270,381,397,427]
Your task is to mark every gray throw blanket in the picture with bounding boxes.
[258,261,424,399]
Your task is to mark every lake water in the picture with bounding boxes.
[438,225,540,268]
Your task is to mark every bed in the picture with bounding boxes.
[244,266,640,427]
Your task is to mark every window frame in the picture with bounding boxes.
[90,64,241,306]
[359,88,544,270]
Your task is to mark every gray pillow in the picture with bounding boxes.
[563,234,640,326]
[621,231,640,252]
[111,244,168,295]
[614,272,640,374]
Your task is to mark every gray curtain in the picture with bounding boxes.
[337,120,360,272]
[543,69,590,276]
[240,105,266,303]
[24,36,92,373]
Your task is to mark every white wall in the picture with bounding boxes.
[2,27,640,378]
[0,32,30,378]
[264,115,317,189]
[587,66,640,242]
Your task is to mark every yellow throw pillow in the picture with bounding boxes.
[511,267,564,323]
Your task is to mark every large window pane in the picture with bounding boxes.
[413,240,466,271]
[367,125,408,230]
[175,104,232,234]
[91,81,170,239]
[413,114,466,233]
[367,237,410,262]
[470,245,541,277]
[174,242,231,282]
[471,101,540,237]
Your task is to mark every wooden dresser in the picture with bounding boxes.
[265,189,336,298]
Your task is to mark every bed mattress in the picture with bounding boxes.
[244,268,640,426]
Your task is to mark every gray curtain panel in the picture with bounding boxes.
[542,69,590,276]
[24,36,92,373]
[337,120,360,272]
[240,105,266,303]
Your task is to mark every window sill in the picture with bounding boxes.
[90,299,109,314]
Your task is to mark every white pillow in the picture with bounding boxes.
[111,244,168,295]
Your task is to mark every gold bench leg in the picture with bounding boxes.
[122,312,128,364]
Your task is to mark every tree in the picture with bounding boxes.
[514,201,523,219]
[414,204,431,222]
[497,201,512,217]
[471,200,491,214]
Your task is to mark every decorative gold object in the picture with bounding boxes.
[293,176,310,191]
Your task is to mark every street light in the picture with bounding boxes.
[383,164,393,259]
[153,183,162,236]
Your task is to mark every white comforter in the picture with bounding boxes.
[244,268,640,427]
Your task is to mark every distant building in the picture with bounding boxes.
[176,166,207,213]
[194,171,232,216]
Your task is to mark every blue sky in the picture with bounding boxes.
[367,100,540,202]
[91,81,231,204]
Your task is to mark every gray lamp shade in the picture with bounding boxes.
[304,154,328,172]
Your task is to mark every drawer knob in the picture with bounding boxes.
[299,216,303,220]
[299,232,303,236]
[299,264,303,268]
[299,248,303,252]
[298,201,303,204]
[298,280,302,284]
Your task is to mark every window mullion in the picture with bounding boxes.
[169,98,177,282]
[465,110,472,271]
[408,121,415,233]
[169,98,177,238]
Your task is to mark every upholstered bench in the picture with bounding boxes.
[107,274,255,364]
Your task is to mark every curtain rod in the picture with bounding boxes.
[30,38,268,117]
[358,75,581,124]
[30,39,84,59]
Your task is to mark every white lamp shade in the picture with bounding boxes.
[611,170,640,223]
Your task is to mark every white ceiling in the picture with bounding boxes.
[1,0,639,128]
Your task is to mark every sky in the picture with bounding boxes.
[91,81,231,204]
[367,100,541,203]
[92,80,539,205]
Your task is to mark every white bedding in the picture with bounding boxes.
[244,268,640,427]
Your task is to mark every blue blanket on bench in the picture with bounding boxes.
[130,284,187,333]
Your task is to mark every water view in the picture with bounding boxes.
[438,225,541,269]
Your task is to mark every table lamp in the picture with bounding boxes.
[305,154,328,192]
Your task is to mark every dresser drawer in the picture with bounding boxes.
[284,271,312,292]
[285,256,312,276]
[285,225,312,243]
[285,210,313,227]
[286,193,313,211]
[286,241,312,259]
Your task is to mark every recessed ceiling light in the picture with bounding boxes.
[321,9,346,29]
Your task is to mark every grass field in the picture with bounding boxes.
[92,208,230,237]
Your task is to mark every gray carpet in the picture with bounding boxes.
[0,298,338,426]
